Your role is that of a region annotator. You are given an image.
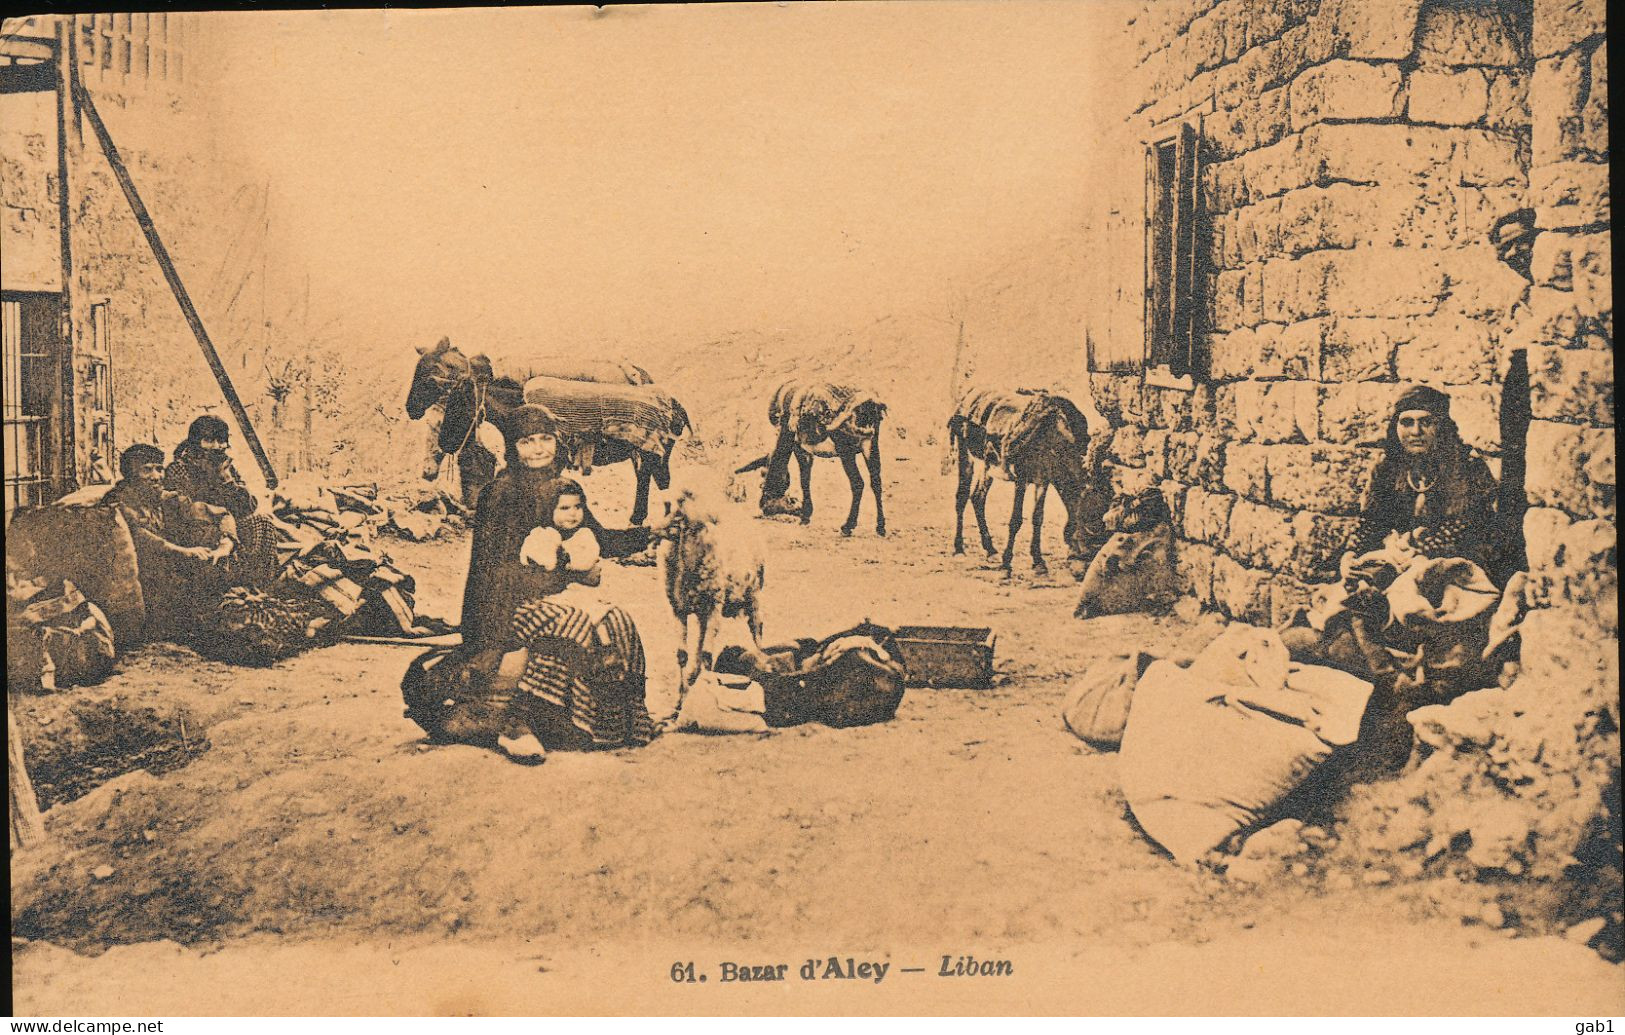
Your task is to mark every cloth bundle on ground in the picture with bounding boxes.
[5,501,145,649]
[6,577,116,691]
[1118,625,1374,865]
[768,382,886,455]
[711,622,908,729]
[522,376,686,459]
[273,514,442,638]
[1306,534,1505,697]
[1061,650,1156,748]
[192,584,341,667]
[668,671,772,735]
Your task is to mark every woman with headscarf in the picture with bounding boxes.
[1346,385,1500,568]
[166,415,285,587]
[460,404,656,758]
[1288,386,1507,774]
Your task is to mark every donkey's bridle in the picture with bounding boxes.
[436,373,487,458]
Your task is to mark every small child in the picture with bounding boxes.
[519,481,613,623]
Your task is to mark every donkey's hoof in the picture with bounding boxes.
[876,525,887,537]
[953,544,965,555]
[840,525,855,537]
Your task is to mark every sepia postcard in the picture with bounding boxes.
[4,1,1620,1018]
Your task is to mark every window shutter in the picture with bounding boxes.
[1171,122,1198,377]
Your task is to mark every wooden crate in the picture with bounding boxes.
[893,626,995,689]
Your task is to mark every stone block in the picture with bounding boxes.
[1230,497,1298,570]
[1484,70,1531,133]
[1319,382,1402,446]
[1315,123,1458,188]
[1213,552,1273,621]
[1532,160,1612,229]
[1454,129,1526,188]
[1260,318,1323,380]
[1531,50,1602,163]
[1270,575,1319,627]
[1209,87,1292,160]
[1418,4,1530,67]
[1142,428,1171,479]
[1225,442,1272,501]
[1235,380,1317,443]
[1393,315,1498,385]
[1112,424,1147,468]
[1267,444,1379,514]
[1183,485,1236,545]
[1196,434,1228,492]
[1450,384,1503,454]
[1212,270,1252,335]
[1531,229,1612,314]
[1177,541,1220,607]
[1165,431,1202,483]
[1274,183,1384,257]
[1529,343,1615,425]
[1291,511,1364,578]
[1524,288,1613,345]
[1210,325,1258,381]
[1525,420,1616,518]
[1445,243,1532,319]
[1289,60,1405,131]
[1408,68,1490,125]
[1580,44,1608,153]
[1533,0,1607,59]
[1212,383,1242,440]
[1320,317,1404,381]
[1323,0,1425,60]
[1522,505,1572,572]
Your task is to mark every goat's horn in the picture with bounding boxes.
[735,455,770,474]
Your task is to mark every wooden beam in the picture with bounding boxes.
[55,19,78,499]
[0,36,55,61]
[73,78,280,489]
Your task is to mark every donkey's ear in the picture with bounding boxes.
[433,337,452,353]
[415,342,429,356]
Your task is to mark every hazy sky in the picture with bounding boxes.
[194,3,1125,352]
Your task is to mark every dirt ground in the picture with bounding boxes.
[11,456,1625,1015]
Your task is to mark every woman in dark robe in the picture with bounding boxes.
[166,415,285,588]
[460,404,657,755]
[1345,384,1500,569]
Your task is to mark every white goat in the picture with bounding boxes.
[649,475,767,706]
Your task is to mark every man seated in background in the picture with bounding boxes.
[107,443,237,641]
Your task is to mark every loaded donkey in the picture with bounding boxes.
[736,381,888,537]
[948,387,1111,577]
[405,338,689,525]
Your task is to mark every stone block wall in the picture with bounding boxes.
[1087,0,1540,623]
[1517,0,1613,661]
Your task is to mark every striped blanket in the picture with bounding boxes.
[768,381,886,452]
[522,376,686,455]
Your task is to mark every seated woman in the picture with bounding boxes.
[1287,386,1505,772]
[460,405,657,761]
[166,415,284,588]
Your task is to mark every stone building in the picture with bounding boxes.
[2,14,322,516]
[1070,0,1610,639]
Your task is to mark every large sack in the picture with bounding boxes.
[401,647,514,745]
[1062,651,1155,748]
[6,503,145,649]
[671,672,770,735]
[7,579,116,691]
[1119,625,1372,864]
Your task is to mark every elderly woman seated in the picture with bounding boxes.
[1284,386,1512,770]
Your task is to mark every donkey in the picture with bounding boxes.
[404,338,690,525]
[735,381,888,537]
[948,387,1111,577]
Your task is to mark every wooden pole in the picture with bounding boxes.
[54,19,79,499]
[9,702,47,849]
[72,78,280,489]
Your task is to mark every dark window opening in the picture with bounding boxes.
[1145,121,1202,380]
